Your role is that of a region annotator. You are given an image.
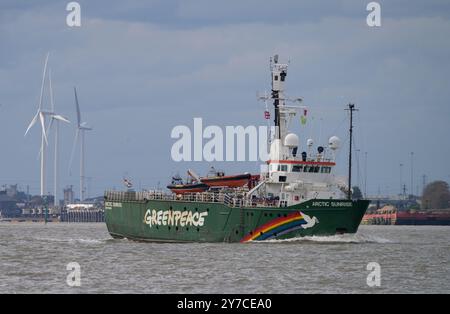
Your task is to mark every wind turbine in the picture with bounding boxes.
[25,53,52,197]
[69,87,92,202]
[46,69,70,207]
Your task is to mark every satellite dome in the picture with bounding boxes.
[284,133,299,148]
[307,138,314,147]
[328,136,341,150]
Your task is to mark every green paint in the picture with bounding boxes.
[104,194,370,243]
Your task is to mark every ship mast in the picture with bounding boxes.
[346,103,357,200]
[270,54,288,140]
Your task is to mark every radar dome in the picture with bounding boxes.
[284,133,299,148]
[307,138,314,147]
[328,136,341,150]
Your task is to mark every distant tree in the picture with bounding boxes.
[352,186,363,199]
[422,181,450,210]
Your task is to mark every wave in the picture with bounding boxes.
[253,233,392,244]
[35,237,108,244]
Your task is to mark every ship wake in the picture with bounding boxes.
[35,237,110,245]
[254,233,392,244]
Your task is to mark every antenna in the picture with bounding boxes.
[345,103,358,200]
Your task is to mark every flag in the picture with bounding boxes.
[123,178,133,188]
[264,110,270,120]
[301,115,307,125]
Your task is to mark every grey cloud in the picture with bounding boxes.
[1,1,449,196]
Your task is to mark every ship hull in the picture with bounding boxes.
[105,198,370,243]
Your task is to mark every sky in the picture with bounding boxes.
[1,0,450,198]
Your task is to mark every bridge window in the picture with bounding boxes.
[277,165,288,172]
[292,165,303,172]
[279,176,287,182]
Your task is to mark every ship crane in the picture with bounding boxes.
[187,169,201,182]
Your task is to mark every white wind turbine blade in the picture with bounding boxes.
[52,114,70,123]
[45,67,55,136]
[38,52,50,110]
[46,116,54,136]
[45,114,70,148]
[39,112,48,145]
[68,128,79,175]
[49,68,54,112]
[24,111,39,136]
[74,87,81,127]
[80,122,92,130]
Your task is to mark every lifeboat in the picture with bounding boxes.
[200,168,251,188]
[167,182,209,194]
[167,174,209,194]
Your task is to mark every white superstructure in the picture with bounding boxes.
[249,55,347,206]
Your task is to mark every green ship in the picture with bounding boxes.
[104,55,370,243]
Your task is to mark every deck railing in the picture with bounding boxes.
[104,190,258,208]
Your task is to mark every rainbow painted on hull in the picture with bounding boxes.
[240,211,317,242]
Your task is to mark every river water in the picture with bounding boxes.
[0,223,448,294]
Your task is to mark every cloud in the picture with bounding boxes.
[1,1,450,196]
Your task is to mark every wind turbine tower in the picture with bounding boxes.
[70,88,92,202]
[47,70,70,206]
[25,53,64,197]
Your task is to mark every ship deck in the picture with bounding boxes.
[104,190,278,208]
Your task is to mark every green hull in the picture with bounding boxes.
[105,197,370,243]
